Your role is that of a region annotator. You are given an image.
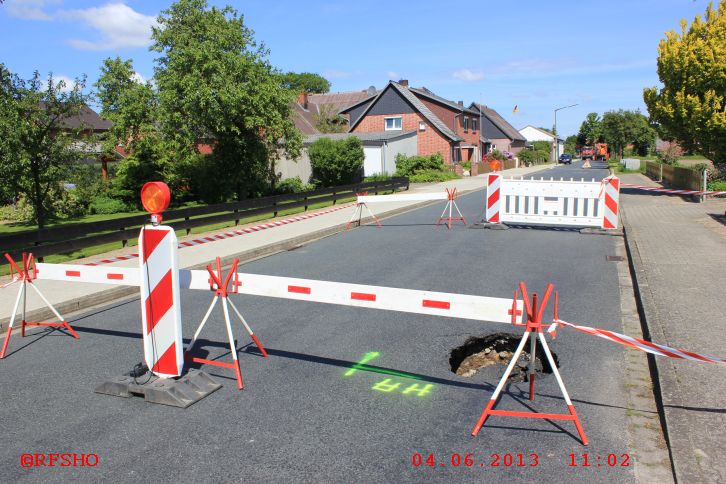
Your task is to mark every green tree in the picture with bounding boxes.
[601,110,656,158]
[314,104,347,133]
[564,135,577,154]
[281,72,331,94]
[577,112,602,145]
[644,2,726,165]
[0,65,91,228]
[308,136,364,186]
[151,0,302,199]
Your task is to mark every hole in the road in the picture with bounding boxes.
[606,255,624,261]
[449,333,559,381]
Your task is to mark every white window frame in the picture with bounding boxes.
[419,121,426,131]
[384,116,403,131]
[464,117,469,132]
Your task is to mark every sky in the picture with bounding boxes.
[0,0,713,136]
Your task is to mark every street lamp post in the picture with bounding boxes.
[553,104,578,162]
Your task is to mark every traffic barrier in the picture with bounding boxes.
[0,253,78,359]
[485,173,620,229]
[621,184,726,198]
[471,282,588,445]
[138,183,184,378]
[346,192,381,230]
[185,257,268,390]
[353,188,466,230]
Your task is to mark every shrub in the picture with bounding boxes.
[52,188,87,219]
[408,169,459,183]
[489,149,505,161]
[274,177,315,194]
[708,180,726,192]
[0,196,34,222]
[364,173,392,182]
[89,196,128,215]
[308,137,364,187]
[394,153,445,176]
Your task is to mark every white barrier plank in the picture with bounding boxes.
[357,193,448,203]
[37,263,140,286]
[35,263,523,325]
[181,270,522,324]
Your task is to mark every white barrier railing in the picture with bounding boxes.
[485,174,620,229]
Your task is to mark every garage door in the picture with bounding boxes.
[363,146,383,177]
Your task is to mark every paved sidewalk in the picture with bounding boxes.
[619,173,726,483]
[0,163,555,327]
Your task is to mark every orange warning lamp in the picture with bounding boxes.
[140,181,170,224]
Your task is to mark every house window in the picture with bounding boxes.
[419,121,426,131]
[472,118,478,132]
[384,117,402,131]
[463,117,469,132]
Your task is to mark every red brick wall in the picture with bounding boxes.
[352,113,453,163]
[417,98,480,160]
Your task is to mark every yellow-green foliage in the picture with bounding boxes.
[644,1,726,165]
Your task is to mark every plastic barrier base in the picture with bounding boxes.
[94,369,222,408]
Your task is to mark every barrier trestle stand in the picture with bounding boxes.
[354,187,466,230]
[436,188,467,230]
[184,257,268,390]
[346,192,382,230]
[471,282,588,445]
[0,253,78,359]
[484,173,620,232]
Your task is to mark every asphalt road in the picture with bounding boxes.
[0,162,634,483]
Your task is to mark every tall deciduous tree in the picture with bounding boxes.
[601,110,656,158]
[281,72,331,94]
[644,1,726,165]
[151,0,302,199]
[577,112,602,145]
[0,65,91,228]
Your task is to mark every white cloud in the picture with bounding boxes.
[59,3,158,50]
[322,69,352,79]
[6,0,60,20]
[131,71,145,84]
[40,74,76,93]
[452,69,484,82]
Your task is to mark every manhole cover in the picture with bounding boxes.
[449,333,559,381]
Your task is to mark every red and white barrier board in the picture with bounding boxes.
[485,173,620,229]
[138,226,184,378]
[357,192,448,203]
[35,263,523,325]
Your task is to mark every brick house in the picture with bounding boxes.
[469,103,526,156]
[341,80,483,165]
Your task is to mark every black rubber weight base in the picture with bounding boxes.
[94,370,222,408]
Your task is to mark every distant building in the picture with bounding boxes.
[519,125,565,162]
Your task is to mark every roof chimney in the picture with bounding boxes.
[398,79,409,87]
[297,91,309,109]
[458,100,464,106]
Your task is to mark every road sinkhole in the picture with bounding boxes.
[449,333,560,381]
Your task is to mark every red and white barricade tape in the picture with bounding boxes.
[35,263,524,325]
[73,202,356,268]
[548,319,726,364]
[621,184,726,197]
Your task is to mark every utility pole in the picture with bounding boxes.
[554,104,578,162]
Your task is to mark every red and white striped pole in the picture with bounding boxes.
[138,182,184,378]
[601,176,620,229]
[486,173,501,224]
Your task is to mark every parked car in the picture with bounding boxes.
[559,153,573,164]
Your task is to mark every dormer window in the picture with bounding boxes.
[385,117,402,131]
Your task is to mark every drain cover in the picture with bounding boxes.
[606,255,624,261]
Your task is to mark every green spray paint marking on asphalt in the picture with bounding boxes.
[344,351,381,376]
[345,351,435,397]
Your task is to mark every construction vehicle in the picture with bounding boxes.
[594,143,610,161]
[580,145,595,160]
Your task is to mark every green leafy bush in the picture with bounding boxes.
[707,180,726,192]
[52,188,87,219]
[89,196,128,215]
[394,153,445,176]
[408,169,459,183]
[0,196,34,222]
[308,137,364,187]
[274,177,315,194]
